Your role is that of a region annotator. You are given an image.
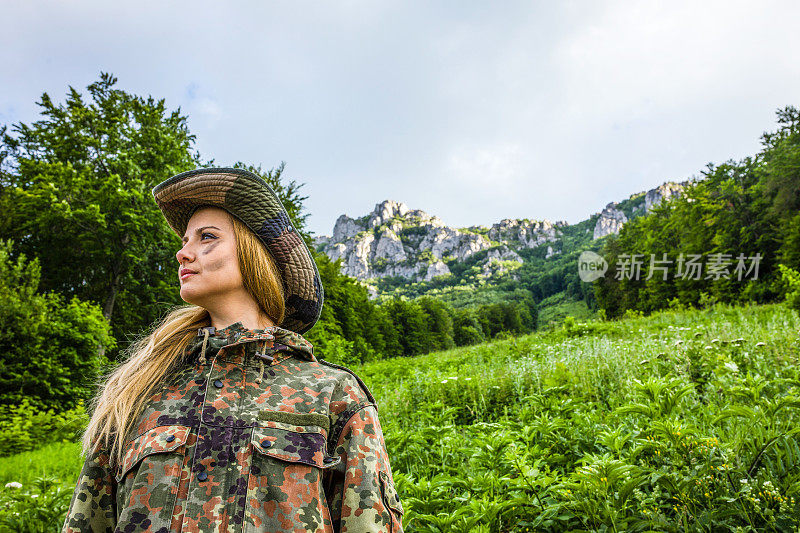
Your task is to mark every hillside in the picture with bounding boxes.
[313,180,689,324]
[3,301,798,530]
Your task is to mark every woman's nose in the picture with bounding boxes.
[176,243,194,264]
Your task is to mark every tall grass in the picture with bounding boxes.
[2,302,798,531]
[0,442,82,488]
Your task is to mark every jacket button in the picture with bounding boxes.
[213,379,224,388]
[197,472,208,481]
[261,439,273,448]
[165,435,175,443]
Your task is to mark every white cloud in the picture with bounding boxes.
[446,143,523,195]
[554,0,800,122]
[2,1,799,236]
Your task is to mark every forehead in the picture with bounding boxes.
[185,206,231,232]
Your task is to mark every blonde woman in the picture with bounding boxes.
[62,168,404,532]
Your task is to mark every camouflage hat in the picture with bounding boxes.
[152,167,323,334]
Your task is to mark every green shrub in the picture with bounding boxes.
[778,263,800,311]
[0,400,88,457]
[0,476,73,532]
[0,239,114,410]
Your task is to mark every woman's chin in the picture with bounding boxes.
[179,287,204,306]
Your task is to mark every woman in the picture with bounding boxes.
[62,167,404,533]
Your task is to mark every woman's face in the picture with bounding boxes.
[176,206,244,307]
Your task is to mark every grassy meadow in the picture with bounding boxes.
[2,302,799,531]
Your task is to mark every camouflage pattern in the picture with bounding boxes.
[62,323,403,532]
[152,168,324,334]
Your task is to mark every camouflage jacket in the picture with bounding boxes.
[62,323,404,532]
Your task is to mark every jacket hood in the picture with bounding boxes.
[184,321,316,362]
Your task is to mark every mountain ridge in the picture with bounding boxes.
[313,179,691,298]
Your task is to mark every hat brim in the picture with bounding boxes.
[152,167,323,334]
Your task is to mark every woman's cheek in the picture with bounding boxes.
[205,258,228,272]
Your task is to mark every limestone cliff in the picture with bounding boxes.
[314,180,690,289]
[315,200,564,286]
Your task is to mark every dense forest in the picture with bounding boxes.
[594,106,800,318]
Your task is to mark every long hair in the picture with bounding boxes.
[82,210,285,465]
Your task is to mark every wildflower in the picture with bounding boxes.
[440,379,448,384]
[4,482,21,489]
[711,338,719,343]
[724,361,739,372]
[704,345,713,350]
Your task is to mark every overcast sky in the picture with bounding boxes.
[3,1,799,237]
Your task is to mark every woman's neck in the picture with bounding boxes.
[206,301,275,331]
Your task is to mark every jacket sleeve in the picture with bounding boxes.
[325,404,404,533]
[62,443,117,533]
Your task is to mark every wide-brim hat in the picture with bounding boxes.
[152,167,323,334]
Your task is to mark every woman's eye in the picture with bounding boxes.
[201,233,216,240]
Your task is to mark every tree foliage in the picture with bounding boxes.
[0,240,113,409]
[595,107,800,318]
[0,73,199,358]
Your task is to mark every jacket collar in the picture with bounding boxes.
[186,321,316,362]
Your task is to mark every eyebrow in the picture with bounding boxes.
[182,225,221,242]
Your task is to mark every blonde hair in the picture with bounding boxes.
[82,210,285,465]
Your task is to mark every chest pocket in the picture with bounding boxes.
[115,425,192,532]
[245,418,341,533]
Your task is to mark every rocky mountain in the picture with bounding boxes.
[314,180,690,293]
[592,181,689,239]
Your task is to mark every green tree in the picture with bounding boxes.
[0,240,113,409]
[453,308,485,346]
[757,106,800,267]
[384,298,430,356]
[417,296,455,351]
[1,73,199,358]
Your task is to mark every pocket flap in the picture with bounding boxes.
[380,470,404,516]
[252,424,341,469]
[116,425,192,482]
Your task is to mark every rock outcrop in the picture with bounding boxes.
[645,181,685,213]
[592,180,688,239]
[315,199,561,287]
[487,219,567,248]
[593,202,628,239]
